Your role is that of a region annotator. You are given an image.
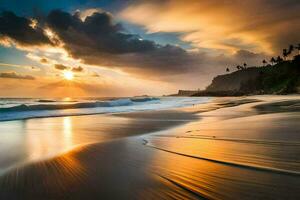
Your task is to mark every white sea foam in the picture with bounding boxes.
[0,97,210,121]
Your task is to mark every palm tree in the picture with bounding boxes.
[282,49,288,60]
[262,59,267,66]
[243,63,247,69]
[270,57,276,65]
[288,45,294,54]
[287,44,294,59]
[276,56,283,63]
[296,43,300,55]
[226,68,230,72]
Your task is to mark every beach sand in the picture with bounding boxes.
[0,96,300,199]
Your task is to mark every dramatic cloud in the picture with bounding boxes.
[0,8,282,90]
[0,10,206,78]
[45,10,201,76]
[0,11,52,46]
[0,71,35,80]
[120,0,300,54]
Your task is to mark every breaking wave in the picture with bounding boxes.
[0,97,209,121]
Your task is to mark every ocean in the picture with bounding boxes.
[0,97,210,121]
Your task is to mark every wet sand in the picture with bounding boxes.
[0,96,300,199]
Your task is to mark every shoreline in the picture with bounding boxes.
[1,96,300,199]
[0,108,199,176]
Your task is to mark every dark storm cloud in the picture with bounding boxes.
[0,11,52,46]
[45,10,200,76]
[54,64,69,70]
[0,71,35,80]
[0,10,201,77]
[46,10,156,54]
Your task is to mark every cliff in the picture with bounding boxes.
[192,55,300,96]
[206,68,260,92]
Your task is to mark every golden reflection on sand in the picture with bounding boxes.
[148,144,226,199]
[63,117,73,151]
[0,148,87,195]
[38,149,87,190]
[25,117,75,162]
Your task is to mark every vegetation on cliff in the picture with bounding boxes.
[239,56,300,94]
[193,44,300,96]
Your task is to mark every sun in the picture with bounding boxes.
[63,71,74,80]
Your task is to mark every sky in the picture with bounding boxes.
[0,0,299,97]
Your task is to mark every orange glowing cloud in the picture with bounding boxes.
[120,0,300,54]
